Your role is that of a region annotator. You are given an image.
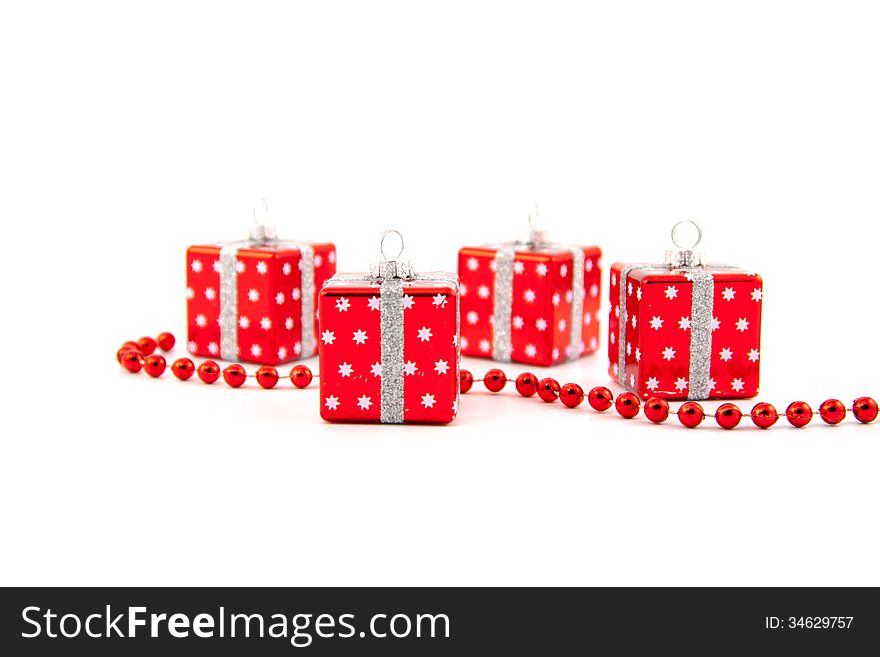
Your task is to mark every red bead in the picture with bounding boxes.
[751,402,778,429]
[197,360,220,384]
[137,336,157,356]
[785,401,812,427]
[537,378,561,402]
[819,399,847,425]
[157,332,176,351]
[256,365,279,389]
[171,358,195,380]
[116,347,129,364]
[588,386,614,412]
[560,383,585,409]
[121,349,143,373]
[515,372,538,397]
[459,369,474,394]
[484,369,507,393]
[615,392,640,419]
[121,341,141,353]
[143,354,166,377]
[852,397,878,424]
[223,364,247,388]
[715,403,743,430]
[644,397,670,423]
[677,402,705,428]
[289,364,313,388]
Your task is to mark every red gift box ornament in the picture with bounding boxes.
[318,230,460,424]
[458,206,602,365]
[186,201,336,365]
[608,220,764,401]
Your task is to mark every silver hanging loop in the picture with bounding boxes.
[526,203,548,249]
[371,229,414,280]
[249,197,276,243]
[666,220,704,268]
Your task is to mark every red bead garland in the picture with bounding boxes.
[852,397,878,424]
[785,401,813,428]
[715,403,742,430]
[751,402,779,429]
[615,392,641,419]
[515,373,538,397]
[588,387,614,412]
[560,383,585,409]
[644,397,670,423]
[677,402,704,428]
[537,378,561,403]
[484,369,507,393]
[819,399,847,425]
[115,335,879,431]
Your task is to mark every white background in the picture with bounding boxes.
[1,1,878,586]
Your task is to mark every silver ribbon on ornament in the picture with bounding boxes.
[616,221,741,401]
[330,230,460,424]
[491,215,586,362]
[217,213,317,362]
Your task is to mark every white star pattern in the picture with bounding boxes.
[552,348,560,360]
[250,344,262,357]
[277,346,287,360]
[665,286,679,300]
[417,326,433,342]
[338,362,353,377]
[294,342,302,355]
[432,294,447,307]
[478,286,490,299]
[239,316,250,329]
[460,337,469,350]
[611,273,617,287]
[558,319,567,333]
[204,287,216,301]
[636,287,642,301]
[260,317,271,330]
[630,374,636,389]
[635,348,641,362]
[748,349,760,362]
[292,288,301,301]
[328,251,336,264]
[560,264,568,278]
[675,377,688,392]
[711,317,721,331]
[719,347,733,361]
[321,330,335,345]
[247,288,259,302]
[285,317,294,330]
[626,342,632,356]
[368,296,381,311]
[403,361,418,376]
[513,261,525,274]
[187,340,197,353]
[583,313,592,326]
[421,393,436,409]
[536,263,548,276]
[631,315,637,330]
[590,284,599,298]
[524,289,536,303]
[678,316,692,331]
[352,329,368,344]
[479,339,491,353]
[208,342,218,355]
[551,292,560,306]
[628,282,633,296]
[736,318,750,332]
[467,311,479,325]
[282,262,292,276]
[751,288,763,302]
[256,261,268,275]
[195,314,207,327]
[275,292,285,305]
[402,295,415,310]
[235,260,245,274]
[356,395,373,410]
[370,362,383,377]
[185,287,194,300]
[467,257,479,271]
[722,287,736,301]
[512,316,524,329]
[336,297,351,312]
[585,259,593,272]
[650,316,664,330]
[731,378,745,392]
[662,346,676,361]
[324,396,340,411]
[565,290,573,304]
[647,377,660,392]
[212,260,221,273]
[536,318,548,331]
[191,259,202,273]
[434,360,449,374]
[525,344,537,358]
[314,254,323,268]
